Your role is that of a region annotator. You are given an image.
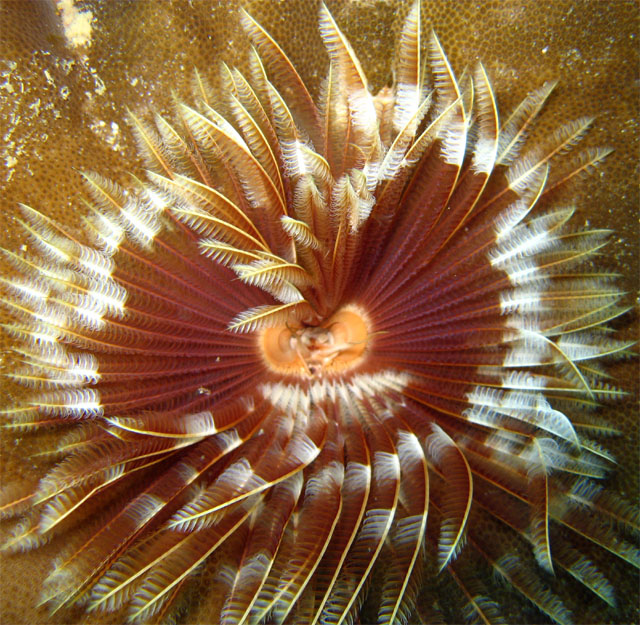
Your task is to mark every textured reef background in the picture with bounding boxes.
[0,1,637,624]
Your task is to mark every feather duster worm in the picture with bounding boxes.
[0,2,638,624]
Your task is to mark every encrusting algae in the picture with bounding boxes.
[0,1,638,624]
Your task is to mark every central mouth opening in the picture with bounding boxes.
[260,305,369,377]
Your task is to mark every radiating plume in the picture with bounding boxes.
[1,2,637,624]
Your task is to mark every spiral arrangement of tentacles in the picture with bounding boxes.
[1,2,637,624]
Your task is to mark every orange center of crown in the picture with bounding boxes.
[260,306,369,377]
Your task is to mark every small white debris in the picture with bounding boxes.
[56,0,94,49]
